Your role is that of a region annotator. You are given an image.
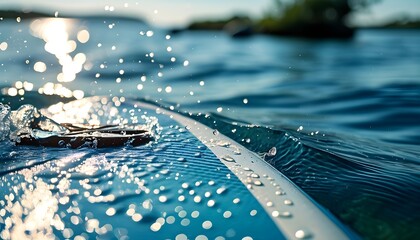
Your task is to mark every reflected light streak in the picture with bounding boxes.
[38,82,84,100]
[30,18,89,84]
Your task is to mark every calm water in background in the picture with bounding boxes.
[1,18,419,239]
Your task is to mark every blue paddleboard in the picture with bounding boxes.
[0,97,358,240]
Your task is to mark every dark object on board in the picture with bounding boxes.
[17,123,153,148]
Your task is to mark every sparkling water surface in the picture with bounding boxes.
[1,17,419,239]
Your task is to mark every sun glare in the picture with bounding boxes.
[0,18,89,100]
[30,18,89,84]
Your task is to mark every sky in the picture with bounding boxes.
[0,0,420,27]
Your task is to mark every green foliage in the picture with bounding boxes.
[257,0,379,37]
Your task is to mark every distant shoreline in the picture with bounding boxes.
[182,16,420,39]
[0,10,53,19]
[1,9,418,37]
[0,9,145,23]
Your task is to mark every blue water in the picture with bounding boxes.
[1,17,420,239]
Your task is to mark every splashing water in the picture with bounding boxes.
[0,103,11,141]
[0,103,68,143]
[1,98,161,148]
[43,98,162,141]
[0,101,160,147]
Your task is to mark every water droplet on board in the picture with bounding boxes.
[126,208,135,217]
[250,173,260,178]
[216,187,227,194]
[132,213,143,222]
[280,211,292,218]
[275,190,286,196]
[105,207,116,216]
[191,211,200,218]
[295,230,312,239]
[234,150,241,155]
[176,234,188,240]
[150,222,161,232]
[250,210,257,216]
[142,199,153,210]
[178,210,187,218]
[196,235,208,240]
[202,220,212,229]
[181,218,190,226]
[194,196,202,203]
[207,199,215,207]
[253,180,263,186]
[217,141,230,147]
[221,155,235,162]
[159,195,168,203]
[223,211,232,218]
[166,216,176,224]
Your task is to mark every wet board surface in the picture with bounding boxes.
[0,97,358,240]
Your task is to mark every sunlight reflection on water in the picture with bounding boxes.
[0,18,88,100]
